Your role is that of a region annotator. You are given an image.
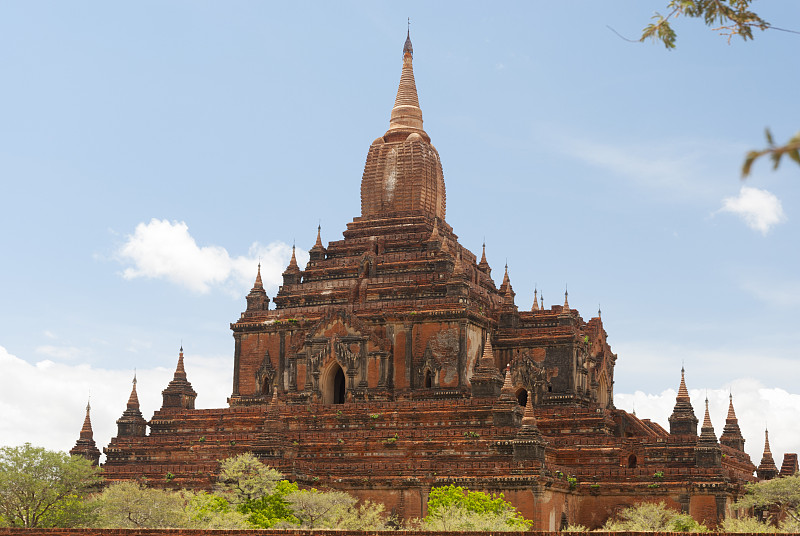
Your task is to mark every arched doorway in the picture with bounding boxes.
[516,388,528,408]
[628,454,637,468]
[323,362,346,404]
[598,375,609,408]
[424,369,432,388]
[261,377,271,396]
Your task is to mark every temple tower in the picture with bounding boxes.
[69,400,101,465]
[161,347,197,411]
[757,429,779,480]
[360,30,445,221]
[668,367,698,436]
[116,375,147,437]
[719,394,746,451]
[695,397,721,467]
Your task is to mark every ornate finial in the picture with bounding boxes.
[404,21,413,57]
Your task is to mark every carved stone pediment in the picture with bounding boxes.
[255,350,276,395]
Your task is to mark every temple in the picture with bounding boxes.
[80,32,796,529]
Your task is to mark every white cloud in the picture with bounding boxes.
[616,378,800,468]
[116,219,308,294]
[35,345,83,359]
[719,186,786,234]
[0,345,231,460]
[545,131,738,199]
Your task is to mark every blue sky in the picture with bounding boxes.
[1,2,798,467]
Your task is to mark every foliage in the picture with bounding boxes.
[186,492,252,529]
[744,130,800,178]
[423,484,531,531]
[0,443,101,528]
[285,488,355,529]
[215,452,282,504]
[720,515,775,533]
[640,2,798,177]
[735,474,800,525]
[238,480,299,528]
[602,501,708,532]
[641,0,768,49]
[92,481,191,528]
[561,523,589,532]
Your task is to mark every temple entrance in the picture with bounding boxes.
[261,378,271,396]
[516,388,528,407]
[323,362,346,404]
[424,370,432,388]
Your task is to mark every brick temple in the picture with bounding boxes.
[72,31,792,530]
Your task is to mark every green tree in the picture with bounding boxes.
[215,452,282,504]
[602,501,708,532]
[640,1,799,177]
[185,492,252,529]
[422,484,530,531]
[735,474,800,527]
[0,443,101,528]
[720,515,775,533]
[238,480,299,528]
[285,488,355,529]
[92,481,191,528]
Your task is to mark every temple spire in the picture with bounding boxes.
[386,28,426,141]
[699,397,717,442]
[532,288,539,311]
[668,366,698,436]
[161,347,197,411]
[127,374,140,410]
[314,225,323,249]
[562,287,570,312]
[70,399,101,465]
[116,374,147,437]
[757,429,779,480]
[246,263,269,312]
[720,392,745,451]
[309,224,327,263]
[253,263,263,290]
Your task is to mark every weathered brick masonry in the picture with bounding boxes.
[70,31,790,530]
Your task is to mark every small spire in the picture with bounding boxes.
[598,304,602,318]
[174,346,187,380]
[80,399,93,438]
[127,374,140,409]
[481,333,495,364]
[563,286,570,311]
[532,288,539,311]
[521,390,537,427]
[430,219,440,241]
[702,397,713,429]
[758,428,779,480]
[501,363,514,392]
[284,244,300,273]
[677,366,689,400]
[727,393,737,420]
[540,293,544,310]
[403,23,413,58]
[480,242,487,264]
[314,225,323,248]
[253,263,263,289]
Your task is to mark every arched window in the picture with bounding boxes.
[628,454,637,469]
[424,369,432,388]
